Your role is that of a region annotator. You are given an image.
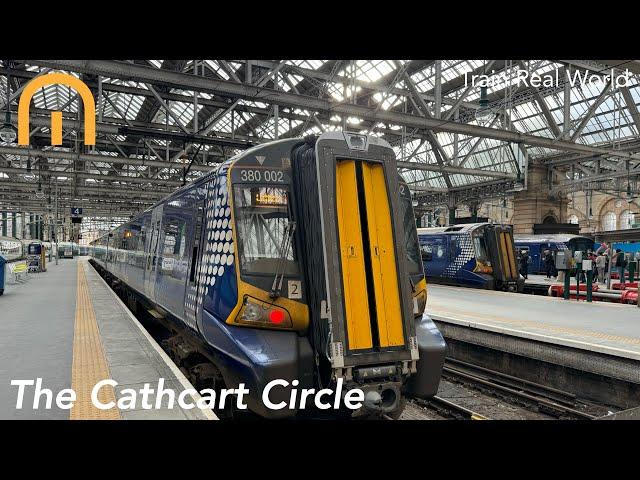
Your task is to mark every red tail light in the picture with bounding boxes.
[269,309,285,324]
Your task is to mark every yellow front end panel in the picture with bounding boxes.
[499,232,511,278]
[499,231,517,278]
[361,163,405,347]
[504,231,517,278]
[336,161,373,350]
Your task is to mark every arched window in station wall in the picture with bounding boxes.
[601,211,617,231]
[620,210,635,229]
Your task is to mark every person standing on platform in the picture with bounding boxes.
[543,249,554,279]
[614,249,627,286]
[595,253,606,284]
[519,249,529,280]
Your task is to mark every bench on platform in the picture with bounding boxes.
[7,262,29,283]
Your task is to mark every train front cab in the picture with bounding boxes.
[59,242,74,259]
[478,224,523,292]
[208,133,443,417]
[195,141,313,419]
[295,132,443,413]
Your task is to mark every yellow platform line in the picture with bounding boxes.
[70,261,120,420]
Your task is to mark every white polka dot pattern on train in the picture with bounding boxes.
[184,162,237,321]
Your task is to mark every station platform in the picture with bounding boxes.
[0,257,216,420]
[428,283,640,361]
[427,283,640,404]
[523,273,631,295]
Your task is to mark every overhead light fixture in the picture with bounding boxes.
[0,111,16,144]
[475,62,497,125]
[23,156,36,180]
[0,66,17,144]
[475,86,495,124]
[35,180,44,200]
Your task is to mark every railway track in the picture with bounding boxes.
[441,358,600,420]
[409,396,489,420]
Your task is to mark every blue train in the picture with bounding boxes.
[513,234,594,275]
[417,223,523,291]
[90,132,445,419]
[611,241,640,256]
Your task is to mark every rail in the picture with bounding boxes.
[411,395,489,420]
[442,358,598,420]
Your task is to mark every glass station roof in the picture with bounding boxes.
[2,59,640,193]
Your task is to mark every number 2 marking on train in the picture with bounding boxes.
[288,280,302,299]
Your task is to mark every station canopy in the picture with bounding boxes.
[1,59,640,224]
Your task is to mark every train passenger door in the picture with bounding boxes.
[144,205,163,301]
[185,193,205,332]
[335,160,405,351]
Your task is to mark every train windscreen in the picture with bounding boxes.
[471,228,491,266]
[399,187,422,275]
[233,185,299,275]
[570,237,594,253]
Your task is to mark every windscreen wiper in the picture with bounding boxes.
[269,221,296,299]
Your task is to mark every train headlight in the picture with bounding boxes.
[243,301,262,322]
[237,297,292,329]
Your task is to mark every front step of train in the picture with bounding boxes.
[292,132,441,417]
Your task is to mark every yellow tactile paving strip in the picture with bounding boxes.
[429,304,640,348]
[70,262,120,420]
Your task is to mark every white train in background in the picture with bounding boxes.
[0,237,85,262]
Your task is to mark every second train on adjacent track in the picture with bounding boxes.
[417,222,524,291]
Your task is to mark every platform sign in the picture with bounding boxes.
[71,207,83,216]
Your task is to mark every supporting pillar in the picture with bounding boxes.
[1,212,6,236]
[512,162,568,234]
[20,212,25,239]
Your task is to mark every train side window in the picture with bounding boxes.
[449,239,458,260]
[161,216,186,257]
[189,201,204,285]
[163,224,178,255]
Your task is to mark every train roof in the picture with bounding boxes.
[20,239,42,244]
[417,222,500,235]
[0,236,21,245]
[514,234,593,243]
